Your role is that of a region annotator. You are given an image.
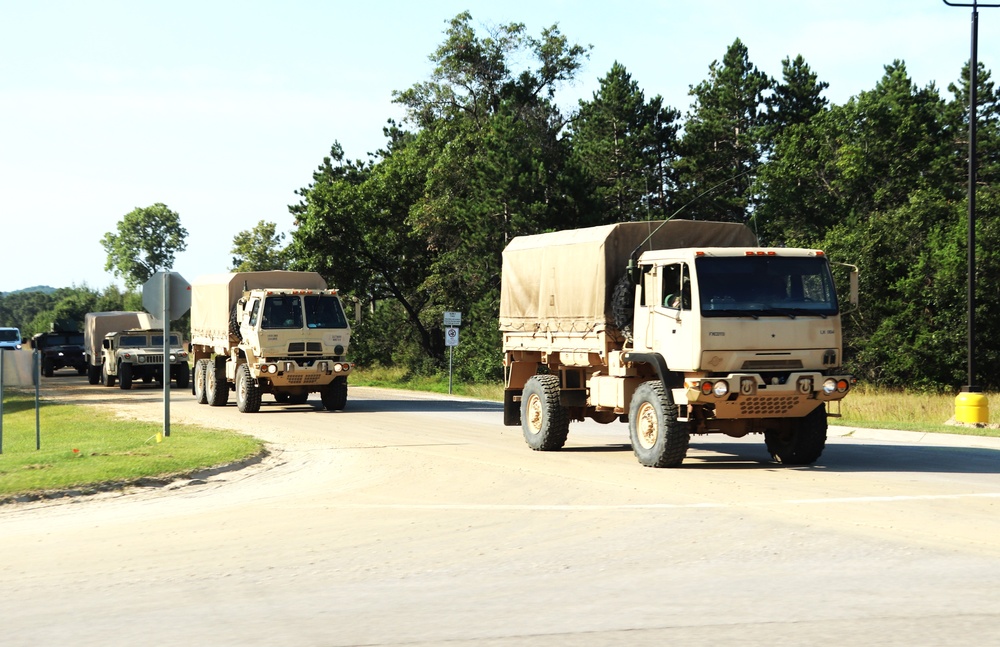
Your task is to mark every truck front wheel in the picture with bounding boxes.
[175,362,190,389]
[520,375,569,451]
[102,362,116,387]
[87,364,101,385]
[236,364,262,413]
[119,362,133,390]
[629,381,689,467]
[43,358,54,378]
[321,376,348,411]
[765,406,827,465]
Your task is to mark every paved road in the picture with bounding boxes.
[3,374,1000,646]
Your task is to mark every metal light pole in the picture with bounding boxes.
[944,0,999,423]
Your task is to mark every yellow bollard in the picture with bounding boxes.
[955,391,990,425]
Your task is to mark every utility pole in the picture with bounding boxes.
[943,0,999,423]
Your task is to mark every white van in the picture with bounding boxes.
[0,327,22,351]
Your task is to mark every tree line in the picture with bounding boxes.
[5,12,998,391]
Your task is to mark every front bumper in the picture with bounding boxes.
[682,372,854,419]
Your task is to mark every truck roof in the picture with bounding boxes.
[84,311,160,357]
[500,220,758,333]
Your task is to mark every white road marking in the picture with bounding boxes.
[328,492,1000,511]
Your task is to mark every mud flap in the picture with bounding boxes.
[504,389,522,426]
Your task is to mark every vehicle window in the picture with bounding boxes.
[696,256,838,317]
[661,263,691,310]
[0,329,19,342]
[304,295,348,329]
[120,335,148,347]
[248,299,261,327]
[262,296,303,329]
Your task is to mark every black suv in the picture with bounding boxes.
[30,330,88,377]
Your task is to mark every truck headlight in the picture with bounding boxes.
[823,378,838,395]
[713,381,729,397]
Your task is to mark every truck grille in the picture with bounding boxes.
[285,373,324,385]
[738,396,799,416]
[741,360,803,370]
[286,342,325,356]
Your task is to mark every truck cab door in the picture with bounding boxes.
[242,297,262,350]
[635,263,698,371]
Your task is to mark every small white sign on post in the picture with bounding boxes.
[443,311,462,394]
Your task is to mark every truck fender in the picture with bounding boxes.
[623,351,677,388]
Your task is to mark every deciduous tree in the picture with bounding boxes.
[101,203,188,289]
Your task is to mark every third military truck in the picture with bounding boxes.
[500,219,857,468]
[189,271,353,413]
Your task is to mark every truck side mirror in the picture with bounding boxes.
[102,339,110,349]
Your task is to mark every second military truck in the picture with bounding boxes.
[500,219,857,468]
[84,311,159,385]
[189,271,353,413]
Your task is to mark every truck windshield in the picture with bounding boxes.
[151,335,181,346]
[261,296,303,330]
[120,335,149,347]
[0,329,19,342]
[304,295,348,329]
[696,255,838,318]
[47,333,84,346]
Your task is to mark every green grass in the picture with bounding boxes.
[349,365,505,401]
[832,384,1000,436]
[0,391,262,502]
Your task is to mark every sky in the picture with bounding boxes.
[1,0,998,295]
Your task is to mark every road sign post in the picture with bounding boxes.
[142,272,191,438]
[443,312,461,394]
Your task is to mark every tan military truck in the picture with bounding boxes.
[500,220,857,468]
[100,328,189,389]
[83,311,159,385]
[189,271,353,413]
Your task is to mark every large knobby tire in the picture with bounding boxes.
[118,362,133,390]
[193,359,209,404]
[611,273,636,343]
[206,356,229,407]
[102,362,116,387]
[629,380,689,467]
[174,362,190,389]
[236,364,262,413]
[520,374,570,451]
[765,405,828,465]
[87,364,102,385]
[321,376,348,411]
